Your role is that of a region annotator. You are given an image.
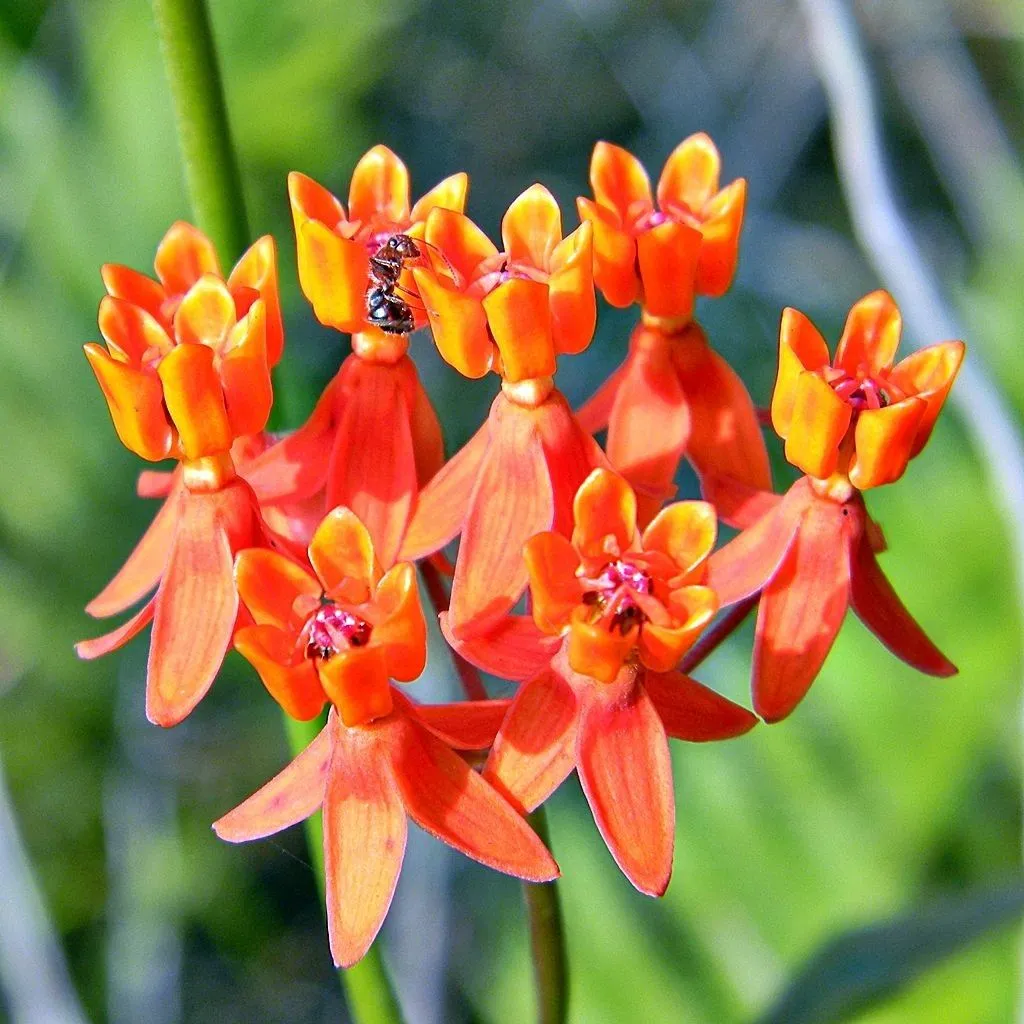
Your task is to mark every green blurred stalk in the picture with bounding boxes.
[524,807,568,1024]
[151,0,249,263]
[149,1,402,1019]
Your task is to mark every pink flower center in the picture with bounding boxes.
[302,602,373,661]
[830,373,892,411]
[580,559,655,634]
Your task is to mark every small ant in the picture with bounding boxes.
[365,233,438,335]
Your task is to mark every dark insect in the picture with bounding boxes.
[365,233,427,335]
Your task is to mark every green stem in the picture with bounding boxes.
[524,807,568,1024]
[151,0,250,263]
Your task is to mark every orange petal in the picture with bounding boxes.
[657,132,720,212]
[753,496,850,721]
[295,220,370,333]
[548,222,597,356]
[394,690,511,749]
[414,270,493,378]
[705,477,810,605]
[672,326,772,495]
[848,534,956,676]
[484,660,580,813]
[422,207,498,286]
[234,547,320,630]
[590,141,653,221]
[213,717,332,841]
[439,611,560,681]
[695,178,746,297]
[572,468,637,561]
[228,235,284,365]
[409,171,470,222]
[636,220,701,320]
[502,183,562,270]
[576,196,639,308]
[101,263,167,322]
[399,420,489,561]
[98,295,173,363]
[75,596,155,660]
[577,676,674,896]
[523,532,582,634]
[288,170,345,229]
[371,562,427,681]
[84,344,173,461]
[319,644,394,727]
[154,221,221,295]
[888,340,965,457]
[146,492,238,726]
[388,711,559,881]
[310,507,378,603]
[157,343,234,459]
[174,274,236,348]
[637,585,717,671]
[771,307,832,438]
[642,500,717,578]
[642,670,757,741]
[326,360,417,570]
[448,402,554,637]
[221,301,273,438]
[834,290,902,375]
[848,398,926,490]
[566,607,638,684]
[783,370,852,479]
[605,334,691,528]
[323,715,407,968]
[483,276,555,383]
[348,145,410,227]
[233,624,326,720]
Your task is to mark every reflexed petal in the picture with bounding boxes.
[213,718,332,841]
[348,145,410,226]
[524,532,582,634]
[639,585,717,671]
[98,295,172,362]
[399,420,489,560]
[783,370,852,479]
[295,220,369,333]
[136,469,176,499]
[414,270,493,378]
[657,132,720,212]
[888,340,965,457]
[502,183,562,270]
[695,178,746,297]
[642,500,717,578]
[699,472,781,531]
[409,374,445,486]
[848,536,956,676]
[228,235,284,365]
[86,486,180,617]
[394,689,511,749]
[310,506,378,602]
[84,344,173,462]
[146,492,238,726]
[753,497,851,721]
[221,301,273,438]
[772,307,833,438]
[642,670,757,741]
[410,171,470,221]
[157,343,233,459]
[849,398,926,490]
[636,220,701,320]
[75,597,155,660]
[389,712,559,881]
[566,609,638,684]
[101,263,167,322]
[371,562,427,681]
[234,547,320,630]
[323,718,407,968]
[174,274,236,348]
[233,624,325,720]
[575,357,628,435]
[449,402,554,637]
[549,222,597,356]
[439,611,560,681]
[834,290,902,375]
[572,468,637,561]
[575,197,640,308]
[319,644,394,727]
[484,276,555,382]
[484,662,580,814]
[154,221,221,295]
[577,677,674,896]
[590,141,653,220]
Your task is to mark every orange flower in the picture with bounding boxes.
[771,291,965,488]
[288,145,468,334]
[412,185,596,382]
[705,476,957,722]
[577,134,746,317]
[101,221,284,366]
[84,274,273,462]
[577,319,771,528]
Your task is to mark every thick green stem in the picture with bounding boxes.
[524,807,568,1024]
[151,0,250,263]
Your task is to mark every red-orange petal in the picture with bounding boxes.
[523,532,582,635]
[75,596,156,660]
[323,715,407,968]
[575,358,628,436]
[101,263,167,322]
[888,340,965,457]
[575,197,640,308]
[636,220,701,320]
[409,373,445,487]
[154,221,221,295]
[483,276,555,383]
[848,398,926,490]
[157,343,233,459]
[310,507,378,603]
[228,235,284,366]
[394,689,511,750]
[657,132,720,212]
[590,141,653,221]
[577,675,674,896]
[146,491,238,726]
[642,500,717,579]
[502,183,562,270]
[348,145,410,227]
[642,670,758,741]
[439,611,560,681]
[388,711,559,881]
[233,624,326,720]
[234,547,320,630]
[834,290,902,375]
[695,178,747,297]
[771,307,833,438]
[699,472,781,531]
[753,496,851,721]
[213,717,332,841]
[783,370,852,479]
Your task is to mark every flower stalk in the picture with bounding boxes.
[524,806,568,1024]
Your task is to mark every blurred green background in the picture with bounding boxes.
[1,0,1022,1021]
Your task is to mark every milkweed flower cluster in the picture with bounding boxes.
[79,138,964,966]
